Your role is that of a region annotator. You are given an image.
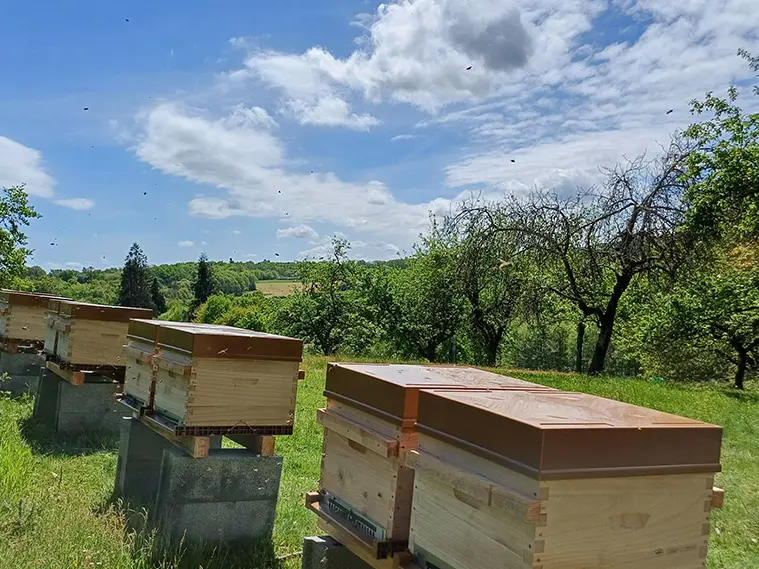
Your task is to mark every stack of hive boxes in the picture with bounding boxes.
[0,290,64,349]
[121,319,304,434]
[310,364,724,569]
[52,301,153,369]
[307,363,555,567]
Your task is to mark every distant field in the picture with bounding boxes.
[257,279,299,297]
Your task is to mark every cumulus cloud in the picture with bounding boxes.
[54,198,95,210]
[241,0,537,112]
[135,103,454,247]
[286,96,380,130]
[277,224,319,240]
[178,240,195,247]
[0,136,56,197]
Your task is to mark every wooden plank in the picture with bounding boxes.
[140,413,210,458]
[711,487,725,509]
[226,434,276,456]
[406,450,541,523]
[321,429,399,536]
[536,473,713,568]
[318,408,399,458]
[409,473,535,569]
[153,353,192,377]
[298,369,305,380]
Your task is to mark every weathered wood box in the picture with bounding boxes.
[407,388,723,569]
[55,301,152,367]
[308,364,555,565]
[44,298,66,356]
[122,319,303,434]
[0,290,65,348]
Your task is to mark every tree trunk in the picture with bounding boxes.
[484,329,504,367]
[734,345,747,390]
[587,272,632,375]
[421,343,437,362]
[575,320,585,374]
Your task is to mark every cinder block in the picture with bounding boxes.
[0,351,44,396]
[154,447,283,543]
[302,536,374,569]
[31,368,124,433]
[114,417,175,507]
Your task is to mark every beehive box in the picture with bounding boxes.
[122,319,303,432]
[55,301,152,366]
[310,364,555,562]
[407,389,723,569]
[0,290,65,346]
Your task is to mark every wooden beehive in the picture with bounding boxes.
[122,319,303,433]
[0,290,65,346]
[309,364,555,563]
[55,301,152,366]
[407,389,724,569]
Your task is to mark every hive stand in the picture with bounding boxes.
[302,536,376,569]
[114,415,283,544]
[0,342,45,397]
[32,365,123,433]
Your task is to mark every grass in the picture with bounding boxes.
[0,357,757,568]
[256,281,299,298]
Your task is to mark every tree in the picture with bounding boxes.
[684,49,759,239]
[193,253,215,308]
[117,243,153,309]
[465,140,694,374]
[0,186,40,289]
[364,228,464,362]
[151,276,167,314]
[633,246,759,388]
[276,238,363,355]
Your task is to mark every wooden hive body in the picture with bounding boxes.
[123,320,303,430]
[408,389,724,569]
[0,290,65,344]
[55,301,152,366]
[315,364,555,556]
[44,298,65,355]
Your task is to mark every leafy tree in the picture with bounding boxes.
[117,243,153,309]
[468,142,695,374]
[633,246,759,388]
[193,253,215,308]
[276,238,363,355]
[364,229,464,361]
[685,49,759,239]
[151,276,167,315]
[0,185,40,288]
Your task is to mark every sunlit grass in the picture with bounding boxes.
[0,357,756,568]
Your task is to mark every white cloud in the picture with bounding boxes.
[0,136,56,197]
[286,95,379,130]
[296,237,402,260]
[391,134,417,141]
[136,103,452,248]
[232,229,242,234]
[54,198,95,210]
[178,240,195,247]
[276,224,319,239]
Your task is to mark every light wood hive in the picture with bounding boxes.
[44,298,66,355]
[55,301,152,366]
[0,290,66,345]
[122,319,303,430]
[313,363,555,564]
[407,388,724,569]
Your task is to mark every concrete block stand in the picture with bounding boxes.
[0,349,45,397]
[32,368,123,433]
[115,418,282,544]
[302,536,374,569]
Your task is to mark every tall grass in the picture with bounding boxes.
[0,358,757,568]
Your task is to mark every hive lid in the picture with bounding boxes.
[417,389,723,480]
[325,363,552,424]
[150,321,303,361]
[59,300,153,322]
[0,290,68,308]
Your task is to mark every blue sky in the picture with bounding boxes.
[1,0,757,269]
